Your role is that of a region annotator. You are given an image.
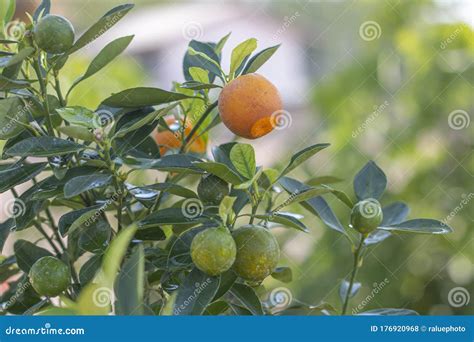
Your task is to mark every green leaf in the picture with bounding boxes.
[33,0,51,22]
[116,245,145,315]
[219,196,236,224]
[68,4,135,55]
[230,143,256,179]
[58,205,103,236]
[189,66,209,84]
[230,38,257,76]
[0,0,15,23]
[138,208,208,229]
[279,177,346,235]
[274,187,333,210]
[57,125,94,141]
[364,230,392,246]
[79,254,102,285]
[339,280,361,302]
[180,81,221,90]
[378,219,453,234]
[68,35,134,95]
[55,107,100,129]
[255,213,309,233]
[4,47,34,67]
[215,32,231,55]
[280,143,330,177]
[0,163,47,193]
[271,267,292,283]
[357,308,418,316]
[173,268,220,315]
[204,301,229,315]
[187,47,224,79]
[234,167,263,190]
[0,139,5,157]
[306,175,343,186]
[103,87,196,108]
[0,75,30,91]
[6,137,85,157]
[242,44,280,74]
[147,154,204,174]
[194,161,243,185]
[381,202,409,225]
[113,104,174,139]
[183,40,221,82]
[0,218,14,251]
[13,239,53,272]
[353,161,387,201]
[0,97,29,139]
[137,183,197,199]
[213,270,237,300]
[14,199,46,231]
[64,174,113,198]
[229,283,264,315]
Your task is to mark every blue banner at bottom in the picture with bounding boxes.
[0,316,472,342]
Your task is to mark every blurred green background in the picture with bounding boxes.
[11,0,473,315]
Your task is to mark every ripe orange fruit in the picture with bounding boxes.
[152,117,207,155]
[218,73,283,139]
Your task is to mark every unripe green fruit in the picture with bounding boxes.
[34,15,75,54]
[29,256,71,297]
[350,199,383,234]
[190,227,236,276]
[197,174,229,205]
[79,219,111,253]
[232,225,280,282]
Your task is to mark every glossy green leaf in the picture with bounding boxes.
[364,229,392,246]
[213,270,237,300]
[229,283,264,315]
[14,200,46,231]
[68,4,134,55]
[279,177,346,235]
[0,75,30,91]
[230,38,257,76]
[13,239,53,272]
[57,126,94,141]
[173,268,220,315]
[230,143,256,179]
[180,81,221,90]
[280,143,330,177]
[103,87,196,108]
[0,162,47,193]
[353,161,387,201]
[69,35,134,95]
[79,254,102,285]
[378,219,452,234]
[59,205,104,236]
[183,40,221,82]
[242,44,280,74]
[64,174,113,198]
[5,47,34,67]
[339,280,361,302]
[0,97,29,139]
[138,208,208,229]
[381,202,409,225]
[271,267,292,283]
[6,137,85,157]
[147,154,204,174]
[255,213,309,232]
[187,47,223,80]
[116,244,145,315]
[55,107,99,129]
[194,161,243,185]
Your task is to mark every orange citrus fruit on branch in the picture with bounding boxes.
[152,116,207,155]
[218,73,283,139]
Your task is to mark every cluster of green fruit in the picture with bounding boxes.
[192,175,280,281]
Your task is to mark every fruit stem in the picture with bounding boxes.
[32,55,55,136]
[180,101,217,153]
[341,234,365,315]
